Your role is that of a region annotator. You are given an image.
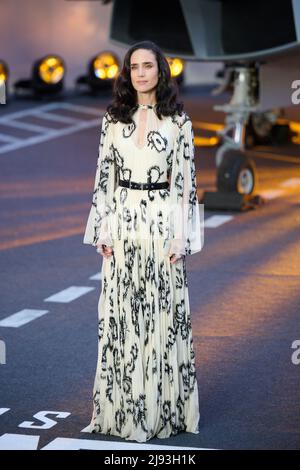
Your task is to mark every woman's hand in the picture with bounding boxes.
[168,239,185,264]
[96,244,113,258]
[169,253,183,264]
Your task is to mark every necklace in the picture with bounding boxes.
[137,103,156,109]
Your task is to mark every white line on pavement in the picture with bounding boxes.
[60,102,105,115]
[0,117,102,154]
[0,309,49,328]
[279,178,300,188]
[89,272,102,281]
[0,133,21,143]
[44,286,95,303]
[0,434,40,450]
[0,103,61,122]
[204,215,234,228]
[31,111,81,124]
[0,102,102,123]
[259,189,285,199]
[0,102,105,155]
[44,436,211,451]
[0,433,216,450]
[3,120,56,133]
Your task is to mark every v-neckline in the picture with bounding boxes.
[132,106,152,151]
[129,106,169,152]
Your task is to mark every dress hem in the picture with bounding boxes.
[83,422,200,443]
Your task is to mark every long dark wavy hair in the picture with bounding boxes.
[107,40,184,124]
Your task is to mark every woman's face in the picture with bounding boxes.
[130,48,159,94]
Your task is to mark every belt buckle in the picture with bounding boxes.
[129,180,132,189]
[141,183,144,190]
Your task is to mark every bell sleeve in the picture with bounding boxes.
[168,118,204,256]
[83,111,116,247]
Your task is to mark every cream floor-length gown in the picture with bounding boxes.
[83,103,204,442]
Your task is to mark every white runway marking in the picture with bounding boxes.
[0,133,21,143]
[0,102,101,122]
[89,272,102,281]
[0,408,10,416]
[31,111,81,124]
[59,103,103,116]
[44,286,95,303]
[0,102,104,155]
[280,178,300,188]
[0,434,40,450]
[43,436,211,451]
[0,309,49,328]
[204,215,234,228]
[259,189,285,200]
[0,433,216,450]
[3,119,56,133]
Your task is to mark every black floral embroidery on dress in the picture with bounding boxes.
[165,362,174,384]
[131,394,148,433]
[119,309,128,359]
[123,121,136,138]
[147,131,168,152]
[122,207,132,231]
[111,144,124,169]
[143,302,151,347]
[158,261,171,313]
[123,366,132,394]
[156,210,164,236]
[158,188,170,200]
[176,395,187,430]
[175,299,185,324]
[166,148,173,168]
[179,360,196,399]
[161,400,171,424]
[147,190,155,202]
[147,165,164,183]
[113,348,122,387]
[127,343,138,374]
[120,167,132,182]
[145,254,156,285]
[119,187,128,204]
[174,172,184,198]
[131,286,141,336]
[115,408,126,433]
[174,263,185,289]
[102,274,108,296]
[94,158,110,200]
[106,366,114,404]
[171,111,191,130]
[98,318,104,340]
[93,390,101,416]
[166,325,176,350]
[140,199,147,223]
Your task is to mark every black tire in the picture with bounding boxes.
[217,150,256,194]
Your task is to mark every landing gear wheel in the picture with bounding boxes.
[217,150,256,194]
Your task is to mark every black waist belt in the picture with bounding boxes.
[119,179,169,190]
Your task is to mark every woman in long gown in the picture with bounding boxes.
[83,40,204,442]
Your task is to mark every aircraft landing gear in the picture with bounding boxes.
[202,64,265,210]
